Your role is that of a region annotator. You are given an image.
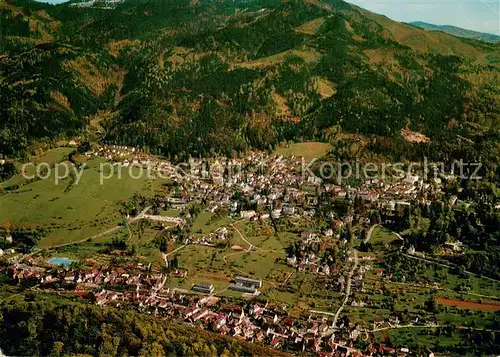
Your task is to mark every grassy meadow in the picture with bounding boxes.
[0,149,167,247]
[273,141,333,161]
[164,219,298,302]
[370,226,399,246]
[191,211,230,237]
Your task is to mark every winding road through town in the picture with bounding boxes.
[332,249,358,328]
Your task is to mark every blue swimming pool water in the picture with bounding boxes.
[48,257,74,266]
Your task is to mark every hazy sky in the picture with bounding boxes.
[346,0,499,35]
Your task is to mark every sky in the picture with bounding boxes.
[346,0,499,35]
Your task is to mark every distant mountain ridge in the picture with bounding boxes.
[1,0,499,162]
[410,21,500,43]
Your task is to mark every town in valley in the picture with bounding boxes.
[2,142,499,355]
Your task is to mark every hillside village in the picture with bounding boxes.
[3,259,428,356]
[1,0,500,353]
[86,144,447,223]
[2,144,486,355]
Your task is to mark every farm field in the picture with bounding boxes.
[437,296,500,312]
[0,149,167,247]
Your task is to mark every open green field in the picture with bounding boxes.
[373,328,463,351]
[227,250,287,280]
[166,244,233,293]
[0,149,167,247]
[1,147,75,189]
[369,226,399,246]
[164,220,299,302]
[191,211,230,236]
[273,141,333,161]
[233,220,298,249]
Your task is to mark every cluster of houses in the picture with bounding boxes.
[0,262,360,354]
[183,226,229,246]
[85,146,443,228]
[1,264,307,352]
[0,145,464,355]
[91,285,415,355]
[91,285,393,355]
[4,263,165,292]
[1,250,428,355]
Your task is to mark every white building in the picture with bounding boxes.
[240,210,256,219]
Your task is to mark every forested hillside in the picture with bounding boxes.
[1,0,499,163]
[0,296,291,356]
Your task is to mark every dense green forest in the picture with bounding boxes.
[0,295,290,356]
[1,0,499,163]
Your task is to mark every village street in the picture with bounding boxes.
[332,249,358,328]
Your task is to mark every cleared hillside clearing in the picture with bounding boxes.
[274,141,332,161]
[295,18,325,35]
[313,77,336,98]
[237,49,321,69]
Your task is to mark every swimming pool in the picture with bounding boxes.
[48,257,74,266]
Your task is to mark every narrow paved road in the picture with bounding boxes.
[310,228,375,323]
[366,324,442,332]
[332,249,358,328]
[281,271,294,287]
[361,323,496,333]
[309,309,336,317]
